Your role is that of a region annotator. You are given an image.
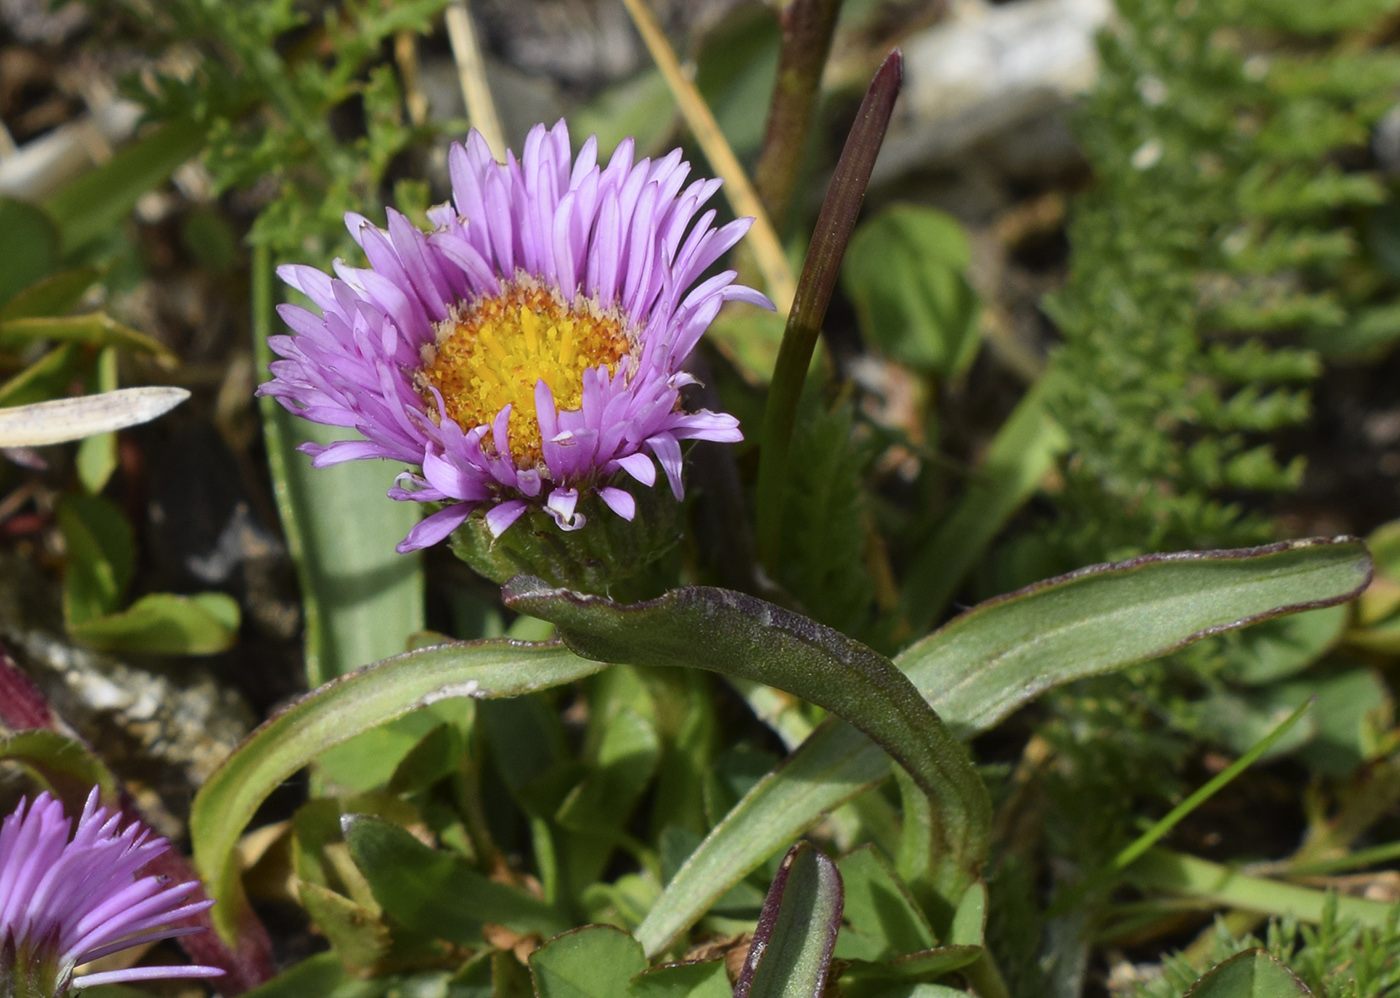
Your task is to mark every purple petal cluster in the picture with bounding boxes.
[260,120,770,552]
[0,789,223,995]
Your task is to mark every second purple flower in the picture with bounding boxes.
[260,120,771,553]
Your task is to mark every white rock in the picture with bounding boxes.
[875,0,1113,182]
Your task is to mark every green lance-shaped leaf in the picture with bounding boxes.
[754,51,903,575]
[1184,949,1313,998]
[43,118,207,254]
[636,538,1372,955]
[0,199,59,309]
[502,577,992,900]
[735,842,844,998]
[252,246,425,690]
[1125,848,1395,929]
[192,640,606,943]
[899,377,1067,635]
[342,814,571,942]
[68,591,241,656]
[0,268,98,321]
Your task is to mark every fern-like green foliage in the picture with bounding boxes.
[1134,897,1400,998]
[778,397,880,638]
[102,0,448,261]
[1045,0,1398,560]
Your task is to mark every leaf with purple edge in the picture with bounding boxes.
[754,49,904,574]
[501,577,992,906]
[735,841,844,998]
[1183,949,1313,998]
[635,538,1373,956]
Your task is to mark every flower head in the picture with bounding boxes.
[0,789,223,997]
[260,120,771,553]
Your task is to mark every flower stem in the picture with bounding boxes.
[752,0,845,233]
[754,51,902,577]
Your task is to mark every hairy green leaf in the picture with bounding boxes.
[635,538,1371,954]
[503,578,991,904]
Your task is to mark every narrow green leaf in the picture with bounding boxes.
[1183,949,1313,998]
[1126,849,1394,929]
[891,946,983,979]
[252,245,424,688]
[0,344,80,408]
[342,815,570,942]
[192,639,605,942]
[838,945,983,995]
[0,267,96,321]
[635,538,1372,955]
[735,842,844,998]
[296,880,391,976]
[946,882,985,947]
[0,729,118,807]
[386,721,466,796]
[282,422,426,683]
[0,315,178,365]
[529,924,647,998]
[0,199,59,308]
[318,708,455,792]
[901,538,1372,737]
[43,119,206,254]
[57,494,133,625]
[754,51,903,574]
[833,845,936,962]
[503,579,991,902]
[899,379,1067,634]
[76,347,119,495]
[68,592,241,655]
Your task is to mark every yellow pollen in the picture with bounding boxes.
[418,281,632,468]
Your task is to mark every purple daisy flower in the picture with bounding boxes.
[260,120,771,552]
[0,789,224,997]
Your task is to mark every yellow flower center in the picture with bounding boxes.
[418,280,632,468]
